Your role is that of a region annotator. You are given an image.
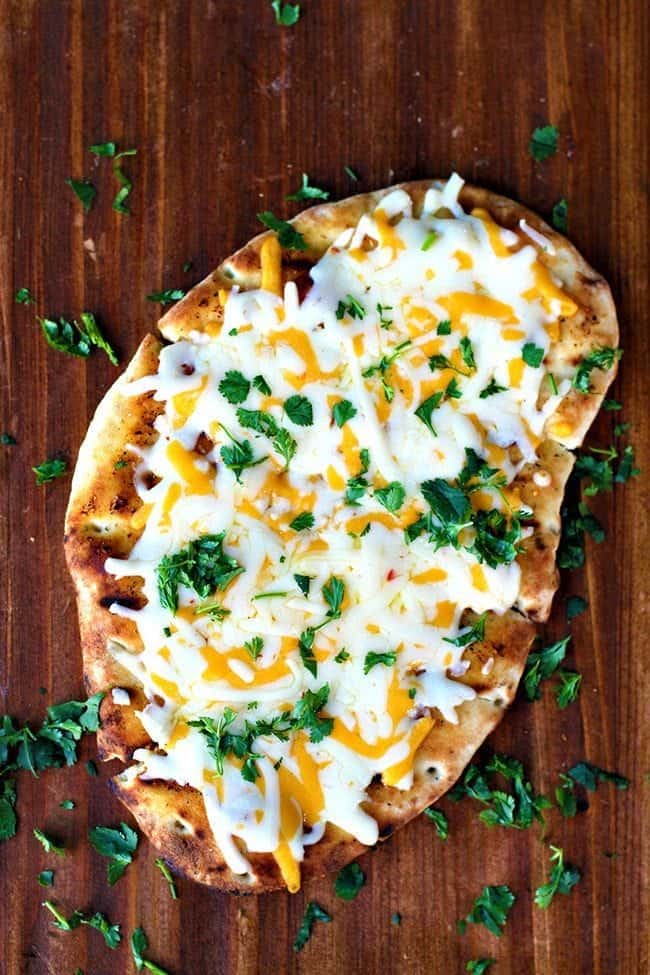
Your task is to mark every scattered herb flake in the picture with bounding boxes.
[374,481,405,513]
[1,433,17,445]
[271,0,300,26]
[424,807,448,839]
[15,287,35,304]
[551,198,568,233]
[154,858,178,899]
[66,178,96,212]
[38,870,54,886]
[566,595,588,622]
[523,635,571,701]
[33,458,67,485]
[534,845,581,908]
[219,370,251,405]
[458,884,515,937]
[334,861,365,900]
[555,670,582,709]
[568,761,629,792]
[146,288,186,305]
[293,573,312,597]
[289,511,315,531]
[33,828,65,857]
[530,125,559,162]
[286,172,328,201]
[284,393,313,426]
[333,399,357,427]
[156,533,244,614]
[88,821,138,884]
[522,342,545,368]
[293,901,332,951]
[363,650,397,675]
[257,211,307,250]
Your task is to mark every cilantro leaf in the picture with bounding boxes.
[257,211,307,250]
[271,0,300,26]
[252,374,272,395]
[344,165,359,181]
[423,807,448,839]
[363,650,397,675]
[421,229,439,251]
[377,303,393,328]
[298,628,317,677]
[466,961,495,975]
[334,861,365,900]
[111,148,137,215]
[333,399,357,427]
[443,613,487,648]
[293,574,312,597]
[451,753,550,831]
[555,773,578,818]
[345,449,370,505]
[219,370,251,404]
[146,288,186,305]
[155,533,244,613]
[523,635,571,701]
[437,319,451,335]
[43,903,121,948]
[286,173,328,201]
[289,511,315,531]
[1,433,16,445]
[154,858,178,900]
[88,821,138,884]
[374,481,405,513]
[459,884,515,937]
[34,828,65,856]
[293,901,331,951]
[335,294,366,320]
[236,408,279,437]
[272,427,297,468]
[284,394,313,426]
[38,870,54,886]
[220,428,267,482]
[479,378,508,399]
[334,648,350,663]
[66,178,96,212]
[566,595,588,622]
[551,198,568,233]
[39,316,91,357]
[33,458,67,485]
[0,779,17,841]
[244,636,264,661]
[131,925,171,974]
[15,286,34,304]
[530,125,559,162]
[323,576,345,617]
[79,312,119,365]
[414,391,443,434]
[89,142,116,156]
[534,845,581,909]
[572,346,622,393]
[568,761,629,792]
[522,342,545,368]
[459,337,476,371]
[555,670,582,709]
[290,685,333,743]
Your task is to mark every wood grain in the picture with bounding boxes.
[0,1,648,973]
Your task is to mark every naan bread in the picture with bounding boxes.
[65,180,618,891]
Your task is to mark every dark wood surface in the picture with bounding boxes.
[1,2,648,973]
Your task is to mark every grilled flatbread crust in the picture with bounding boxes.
[65,181,618,892]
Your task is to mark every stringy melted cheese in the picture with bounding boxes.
[105,175,576,888]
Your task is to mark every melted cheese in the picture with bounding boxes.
[104,174,577,890]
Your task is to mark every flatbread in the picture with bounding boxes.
[65,179,618,891]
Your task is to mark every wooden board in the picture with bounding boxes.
[0,1,648,973]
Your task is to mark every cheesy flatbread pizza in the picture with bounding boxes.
[65,176,618,892]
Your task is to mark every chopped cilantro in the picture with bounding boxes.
[572,346,622,393]
[33,458,67,485]
[86,760,98,776]
[14,286,34,304]
[38,316,90,357]
[523,635,571,701]
[130,926,171,974]
[257,211,307,250]
[443,613,487,648]
[459,336,476,371]
[219,370,251,404]
[289,511,315,531]
[362,339,412,401]
[603,398,622,411]
[111,148,137,215]
[421,230,439,251]
[284,393,313,426]
[391,912,402,926]
[566,595,588,622]
[450,753,550,831]
[335,294,365,320]
[155,533,244,613]
[0,780,17,841]
[363,650,397,675]
[293,574,312,597]
[79,312,119,365]
[414,391,443,434]
[146,288,186,305]
[1,433,16,445]
[551,198,568,233]
[377,303,393,328]
[244,636,264,660]
[154,858,178,900]
[38,870,54,886]
[286,172,329,201]
[437,319,451,335]
[423,807,448,839]
[290,685,333,743]
[66,178,96,212]
[59,799,74,810]
[33,828,65,856]
[293,901,331,951]
[334,861,365,900]
[333,399,357,427]
[555,670,582,709]
[466,961,495,975]
[479,378,508,399]
[252,374,272,395]
[534,845,581,908]
[88,821,138,884]
[374,481,405,513]
[568,761,629,792]
[522,342,545,368]
[89,141,116,156]
[273,427,297,468]
[271,0,300,26]
[555,773,578,817]
[334,648,350,663]
[530,124,559,161]
[344,166,358,181]
[219,426,267,481]
[43,903,121,948]
[345,448,370,505]
[458,884,515,937]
